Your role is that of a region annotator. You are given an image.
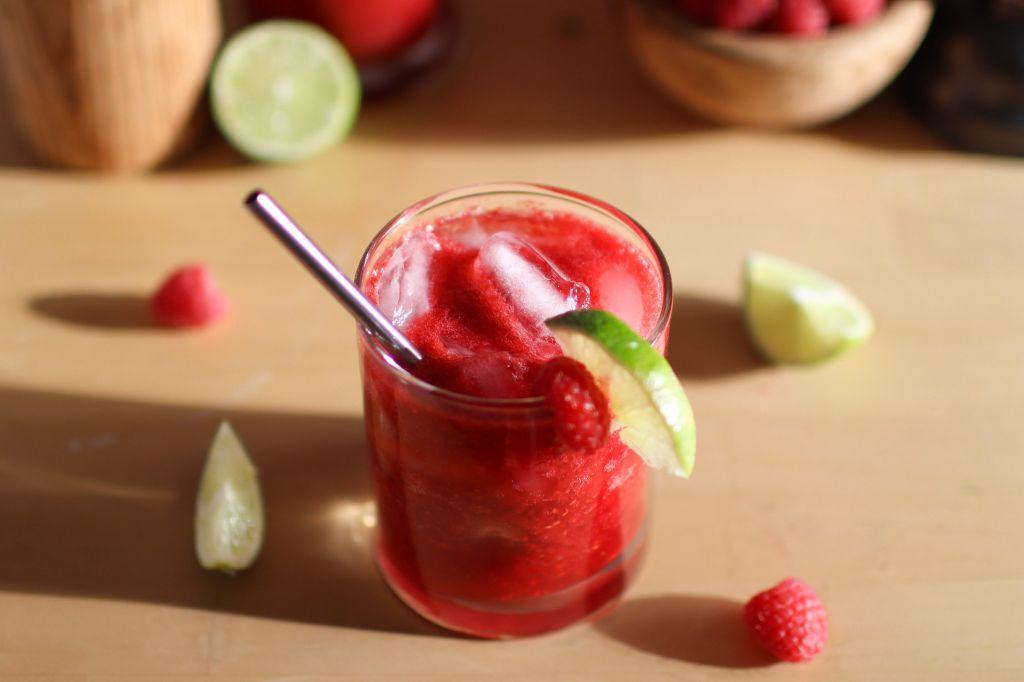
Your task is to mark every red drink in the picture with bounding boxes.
[356,184,671,637]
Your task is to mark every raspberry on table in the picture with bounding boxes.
[771,0,830,35]
[535,357,611,454]
[744,577,828,663]
[824,0,886,25]
[710,0,779,30]
[150,263,229,328]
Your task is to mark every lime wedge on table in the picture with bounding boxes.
[744,252,874,365]
[210,21,360,163]
[195,421,264,574]
[546,310,696,478]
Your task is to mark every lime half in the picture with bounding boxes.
[195,421,264,574]
[546,310,695,478]
[744,252,874,365]
[210,20,360,162]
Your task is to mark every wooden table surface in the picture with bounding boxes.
[2,1,1023,679]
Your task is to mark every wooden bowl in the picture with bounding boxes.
[0,0,222,172]
[623,0,935,128]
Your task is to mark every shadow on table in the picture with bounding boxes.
[597,594,774,668]
[29,292,153,330]
[667,293,767,381]
[0,386,438,636]
[0,86,43,171]
[816,91,943,154]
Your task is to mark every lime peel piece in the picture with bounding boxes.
[744,252,874,365]
[545,309,696,478]
[195,420,265,574]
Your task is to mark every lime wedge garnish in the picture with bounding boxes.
[545,310,696,478]
[744,252,874,365]
[210,20,360,163]
[195,421,264,574]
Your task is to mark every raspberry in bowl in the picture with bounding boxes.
[678,0,888,36]
[623,0,934,127]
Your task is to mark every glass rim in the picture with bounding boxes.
[354,182,674,410]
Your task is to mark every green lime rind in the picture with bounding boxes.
[743,252,874,365]
[546,309,695,478]
[195,420,264,574]
[210,20,361,163]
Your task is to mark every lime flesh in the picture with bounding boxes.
[744,252,874,365]
[210,20,360,163]
[546,310,695,478]
[195,421,264,574]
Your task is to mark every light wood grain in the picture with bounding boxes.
[0,0,221,172]
[1,0,1023,679]
[625,0,934,128]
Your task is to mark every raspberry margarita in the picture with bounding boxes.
[356,184,672,637]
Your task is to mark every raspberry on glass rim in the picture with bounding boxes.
[535,357,611,454]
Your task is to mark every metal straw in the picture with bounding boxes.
[244,190,423,366]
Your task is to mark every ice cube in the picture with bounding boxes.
[473,232,590,329]
[596,267,645,333]
[452,216,489,249]
[376,230,441,329]
[456,350,522,398]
